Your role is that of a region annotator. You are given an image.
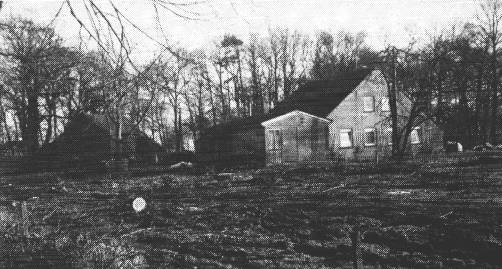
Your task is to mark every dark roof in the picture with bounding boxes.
[67,113,137,135]
[271,68,372,117]
[39,113,161,152]
[204,68,374,133]
[91,114,137,134]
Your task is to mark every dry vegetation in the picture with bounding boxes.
[1,162,502,268]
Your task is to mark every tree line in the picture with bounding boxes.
[1,0,502,156]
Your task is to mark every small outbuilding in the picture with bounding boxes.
[261,110,330,164]
[31,113,163,171]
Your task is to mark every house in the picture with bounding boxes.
[196,68,444,166]
[31,113,163,171]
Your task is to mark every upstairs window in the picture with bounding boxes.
[364,128,376,146]
[268,129,282,150]
[410,127,421,144]
[363,96,375,112]
[381,97,390,112]
[340,129,353,148]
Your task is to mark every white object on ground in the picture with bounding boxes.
[188,206,203,212]
[132,197,147,213]
[169,162,193,169]
[322,184,346,193]
[388,190,412,195]
[440,211,453,219]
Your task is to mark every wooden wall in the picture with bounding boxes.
[263,112,329,165]
[196,126,266,166]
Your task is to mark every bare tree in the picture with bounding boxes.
[0,94,11,143]
[379,44,438,157]
[221,34,246,117]
[476,0,502,143]
[276,28,312,98]
[247,33,265,116]
[0,18,76,153]
[311,31,369,80]
[183,52,212,143]
[150,51,192,152]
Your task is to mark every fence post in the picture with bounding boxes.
[351,224,363,269]
[20,201,29,237]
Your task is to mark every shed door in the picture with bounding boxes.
[267,129,283,164]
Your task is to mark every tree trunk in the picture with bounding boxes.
[282,57,290,98]
[490,53,499,144]
[0,102,11,142]
[216,65,228,121]
[474,68,483,145]
[236,48,245,116]
[206,76,217,126]
[13,115,19,141]
[389,48,399,157]
[44,114,52,145]
[273,56,279,107]
[53,106,58,139]
[459,83,471,148]
[44,98,55,144]
[114,112,124,160]
[174,106,183,152]
[25,94,40,154]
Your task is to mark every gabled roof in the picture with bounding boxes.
[270,68,373,118]
[66,113,137,135]
[203,68,374,134]
[261,110,332,127]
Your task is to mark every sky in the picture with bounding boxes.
[3,0,482,61]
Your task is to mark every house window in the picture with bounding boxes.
[339,129,353,148]
[363,96,375,112]
[268,129,282,150]
[410,127,421,144]
[381,97,390,112]
[364,128,376,146]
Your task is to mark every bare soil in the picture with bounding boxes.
[1,162,502,268]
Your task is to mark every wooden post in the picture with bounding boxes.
[351,224,363,269]
[21,201,29,237]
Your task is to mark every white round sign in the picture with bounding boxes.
[132,197,146,213]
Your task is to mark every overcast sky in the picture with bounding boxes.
[4,0,481,59]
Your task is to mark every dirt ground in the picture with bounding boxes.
[1,162,502,268]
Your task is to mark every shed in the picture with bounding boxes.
[31,113,163,171]
[261,110,331,164]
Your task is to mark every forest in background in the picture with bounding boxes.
[0,0,502,156]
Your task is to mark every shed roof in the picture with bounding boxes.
[261,110,332,127]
